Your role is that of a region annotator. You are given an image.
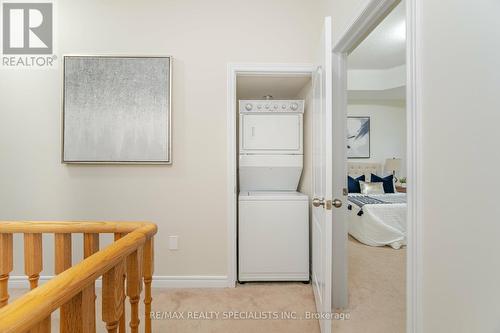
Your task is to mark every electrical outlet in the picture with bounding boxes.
[168,235,179,250]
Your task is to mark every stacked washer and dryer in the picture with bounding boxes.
[238,99,309,282]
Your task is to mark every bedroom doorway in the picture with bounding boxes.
[331,0,417,332]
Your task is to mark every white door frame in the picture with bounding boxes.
[332,0,422,332]
[226,63,315,287]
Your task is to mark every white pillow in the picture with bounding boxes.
[359,181,385,195]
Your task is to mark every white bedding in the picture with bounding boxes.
[348,193,407,249]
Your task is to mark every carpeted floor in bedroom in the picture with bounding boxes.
[10,237,405,333]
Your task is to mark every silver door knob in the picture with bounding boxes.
[332,199,342,208]
[312,198,325,207]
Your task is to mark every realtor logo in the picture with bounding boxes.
[3,3,52,54]
[1,1,55,68]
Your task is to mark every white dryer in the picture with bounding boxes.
[239,100,304,155]
[239,100,304,192]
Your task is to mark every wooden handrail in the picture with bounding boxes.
[0,222,157,333]
[0,221,156,235]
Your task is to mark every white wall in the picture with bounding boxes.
[418,0,500,331]
[0,0,322,278]
[320,0,371,44]
[348,102,406,177]
[330,0,500,331]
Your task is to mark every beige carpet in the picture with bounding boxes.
[9,283,319,333]
[147,282,319,332]
[8,238,405,332]
[333,237,406,333]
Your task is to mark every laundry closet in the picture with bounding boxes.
[235,73,313,283]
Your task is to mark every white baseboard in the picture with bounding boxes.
[152,275,231,288]
[9,275,232,289]
[9,276,56,289]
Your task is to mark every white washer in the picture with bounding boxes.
[238,191,309,282]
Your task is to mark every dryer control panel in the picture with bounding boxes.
[239,100,305,114]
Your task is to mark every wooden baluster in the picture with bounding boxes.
[127,248,143,333]
[55,233,73,333]
[24,233,43,289]
[57,287,94,333]
[24,233,51,333]
[103,261,125,333]
[143,237,154,333]
[0,233,13,308]
[55,233,72,273]
[28,317,51,333]
[63,291,84,333]
[84,233,100,333]
[114,233,127,333]
[55,233,95,333]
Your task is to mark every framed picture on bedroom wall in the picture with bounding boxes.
[347,116,370,159]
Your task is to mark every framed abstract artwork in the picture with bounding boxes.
[62,55,172,164]
[347,116,370,159]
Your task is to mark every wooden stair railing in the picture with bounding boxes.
[0,221,157,333]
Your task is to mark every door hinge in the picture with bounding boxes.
[325,200,332,210]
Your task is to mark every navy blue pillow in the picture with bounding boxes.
[348,175,365,193]
[371,174,395,193]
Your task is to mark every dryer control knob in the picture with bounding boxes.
[290,102,299,111]
[245,103,253,111]
[265,104,270,109]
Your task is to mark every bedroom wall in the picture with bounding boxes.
[348,102,406,178]
[0,0,322,280]
[329,0,500,331]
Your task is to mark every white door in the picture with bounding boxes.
[331,44,348,310]
[311,16,333,333]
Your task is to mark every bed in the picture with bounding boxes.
[347,162,407,249]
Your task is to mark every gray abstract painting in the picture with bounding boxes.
[347,116,370,158]
[63,56,171,163]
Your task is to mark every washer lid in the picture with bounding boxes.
[239,191,309,201]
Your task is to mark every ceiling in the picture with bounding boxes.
[237,75,311,100]
[348,86,406,103]
[348,2,406,70]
